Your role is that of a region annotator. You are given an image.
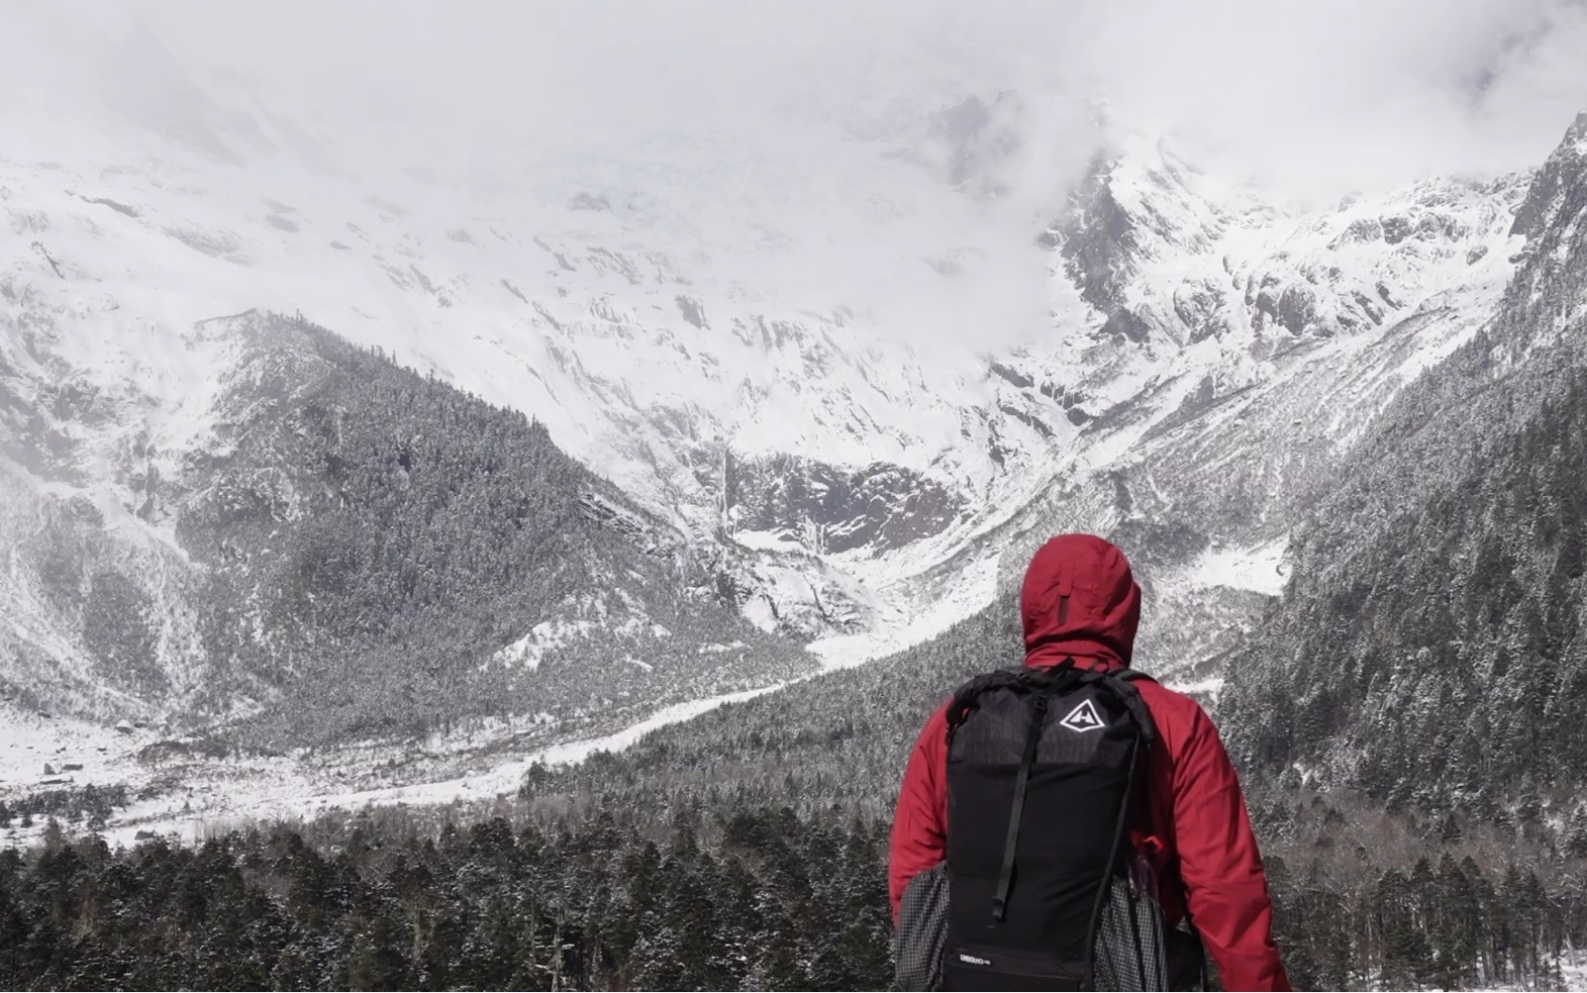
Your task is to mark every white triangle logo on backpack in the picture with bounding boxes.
[1059,698,1105,733]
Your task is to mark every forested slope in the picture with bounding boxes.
[4,311,813,745]
[1222,112,1587,826]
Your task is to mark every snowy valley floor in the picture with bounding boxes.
[0,681,796,850]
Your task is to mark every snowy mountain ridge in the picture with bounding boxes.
[0,30,1555,839]
[1,90,1531,704]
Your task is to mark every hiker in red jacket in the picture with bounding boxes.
[889,533,1290,991]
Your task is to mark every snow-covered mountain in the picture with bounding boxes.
[0,22,1543,783]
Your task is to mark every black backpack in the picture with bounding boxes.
[896,660,1191,991]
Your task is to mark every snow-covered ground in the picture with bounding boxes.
[0,704,142,797]
[1,681,792,849]
[1190,534,1290,597]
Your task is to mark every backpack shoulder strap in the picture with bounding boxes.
[992,686,1050,921]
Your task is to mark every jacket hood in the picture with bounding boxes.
[1020,534,1141,670]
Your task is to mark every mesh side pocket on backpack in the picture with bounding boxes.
[894,861,949,991]
[1093,857,1169,991]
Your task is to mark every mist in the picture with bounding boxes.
[109,0,1587,191]
[4,2,1584,184]
[5,0,1587,349]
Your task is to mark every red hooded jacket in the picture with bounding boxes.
[888,534,1290,992]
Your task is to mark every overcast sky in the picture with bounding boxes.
[5,0,1587,352]
[1,1,1584,192]
[54,0,1572,196]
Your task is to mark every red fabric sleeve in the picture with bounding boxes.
[1171,705,1291,992]
[888,703,950,919]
